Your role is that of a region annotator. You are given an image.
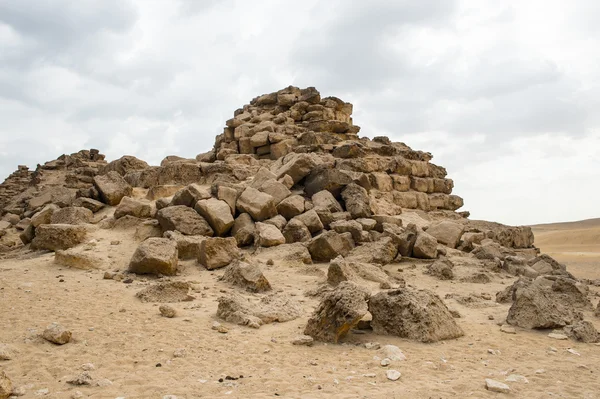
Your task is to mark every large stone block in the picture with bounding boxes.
[128,237,178,276]
[236,187,277,221]
[93,171,133,206]
[194,198,235,236]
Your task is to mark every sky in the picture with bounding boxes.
[0,0,598,226]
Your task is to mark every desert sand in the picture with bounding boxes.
[0,216,599,399]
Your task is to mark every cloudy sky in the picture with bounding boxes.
[1,0,598,226]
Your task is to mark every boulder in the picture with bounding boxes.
[72,197,105,212]
[346,237,398,265]
[134,219,163,241]
[198,237,239,270]
[412,231,438,259]
[30,204,60,227]
[426,259,454,280]
[93,171,133,206]
[114,196,154,219]
[195,198,235,236]
[236,187,277,221]
[275,153,319,184]
[304,168,353,198]
[170,183,212,207]
[259,179,291,204]
[128,237,178,276]
[312,190,344,213]
[231,213,255,246]
[369,288,464,342]
[135,281,194,303]
[42,323,72,345]
[255,222,286,247]
[164,230,206,260]
[50,206,93,225]
[426,221,465,249]
[156,205,214,236]
[276,195,305,220]
[304,282,370,343]
[564,321,599,343]
[507,283,582,329]
[330,220,363,242]
[293,209,324,234]
[31,224,87,251]
[55,248,103,270]
[282,218,312,243]
[341,183,371,218]
[264,214,287,231]
[145,184,183,200]
[308,231,354,262]
[101,155,149,176]
[327,255,358,286]
[0,370,11,399]
[221,261,272,292]
[217,185,239,215]
[217,292,301,328]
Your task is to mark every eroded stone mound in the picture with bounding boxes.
[216,292,301,328]
[368,287,464,342]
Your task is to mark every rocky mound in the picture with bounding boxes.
[3,85,592,350]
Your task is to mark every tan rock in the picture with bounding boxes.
[412,231,438,259]
[30,204,60,227]
[282,218,312,243]
[128,237,178,276]
[198,237,239,270]
[93,171,133,206]
[156,205,214,236]
[31,224,87,251]
[50,206,93,225]
[114,196,154,219]
[0,370,12,399]
[255,222,286,247]
[426,221,465,249]
[222,261,272,292]
[276,195,305,220]
[55,248,103,270]
[308,231,354,262]
[236,187,277,221]
[42,323,72,345]
[231,213,255,246]
[195,198,235,236]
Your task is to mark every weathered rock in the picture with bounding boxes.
[276,195,305,220]
[312,190,344,213]
[135,281,193,303]
[128,238,178,276]
[194,198,235,236]
[50,206,93,225]
[198,237,239,270]
[346,237,398,265]
[217,292,301,328]
[564,320,600,343]
[551,277,591,309]
[163,230,205,260]
[341,183,371,218]
[93,171,133,206]
[330,220,363,242]
[134,219,163,241]
[369,288,464,342]
[304,282,370,343]
[236,187,277,221]
[397,223,418,257]
[55,248,103,270]
[264,214,287,231]
[170,183,212,207]
[426,221,465,249]
[255,222,286,247]
[216,185,238,215]
[145,184,183,201]
[485,379,510,394]
[426,259,454,280]
[231,213,255,246]
[30,204,60,227]
[31,224,87,251]
[282,218,312,243]
[327,255,358,286]
[259,179,291,204]
[156,206,214,236]
[42,323,72,345]
[381,345,407,361]
[292,335,314,346]
[412,231,438,259]
[507,283,582,329]
[72,197,105,213]
[222,261,272,292]
[275,153,319,184]
[114,196,154,219]
[308,231,354,262]
[0,370,12,399]
[101,155,149,176]
[304,168,353,198]
[159,305,177,318]
[293,209,324,234]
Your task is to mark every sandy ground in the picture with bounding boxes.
[1,220,599,399]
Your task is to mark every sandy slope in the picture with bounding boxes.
[1,222,599,399]
[531,218,600,280]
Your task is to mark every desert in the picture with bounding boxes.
[0,86,599,399]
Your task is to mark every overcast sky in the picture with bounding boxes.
[1,0,598,226]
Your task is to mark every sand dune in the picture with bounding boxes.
[531,218,600,279]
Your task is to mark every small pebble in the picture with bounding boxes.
[386,370,401,381]
[159,305,176,318]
